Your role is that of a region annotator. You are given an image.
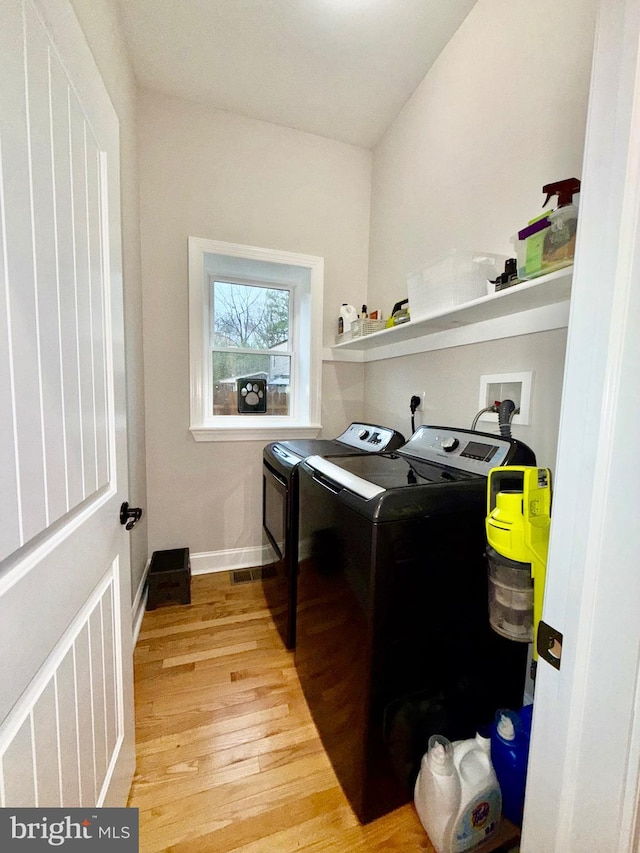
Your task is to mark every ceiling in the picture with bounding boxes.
[115,0,478,149]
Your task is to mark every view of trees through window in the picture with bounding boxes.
[211,281,291,415]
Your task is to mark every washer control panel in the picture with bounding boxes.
[398,425,514,475]
[336,423,402,452]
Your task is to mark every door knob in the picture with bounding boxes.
[120,501,143,531]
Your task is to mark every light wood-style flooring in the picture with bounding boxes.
[128,572,519,853]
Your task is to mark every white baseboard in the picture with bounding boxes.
[131,545,276,643]
[190,544,274,575]
[131,558,150,648]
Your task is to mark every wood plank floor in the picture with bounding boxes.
[128,572,520,853]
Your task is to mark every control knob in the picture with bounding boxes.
[441,436,459,452]
[359,429,370,440]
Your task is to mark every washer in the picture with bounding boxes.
[262,423,404,649]
[295,425,536,824]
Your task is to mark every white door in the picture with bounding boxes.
[522,0,640,850]
[0,0,135,807]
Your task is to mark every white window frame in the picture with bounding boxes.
[188,237,324,441]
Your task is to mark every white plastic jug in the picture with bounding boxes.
[338,303,358,334]
[414,732,502,853]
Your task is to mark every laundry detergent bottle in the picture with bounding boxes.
[414,735,459,852]
[490,706,533,828]
[415,732,502,853]
[338,303,358,335]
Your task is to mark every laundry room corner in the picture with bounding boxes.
[138,89,372,565]
[361,0,596,476]
[321,360,366,440]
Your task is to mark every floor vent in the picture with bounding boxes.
[231,566,277,584]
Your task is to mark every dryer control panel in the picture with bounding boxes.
[398,425,526,476]
[335,423,404,452]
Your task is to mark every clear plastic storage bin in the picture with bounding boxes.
[350,318,386,338]
[407,249,505,321]
[513,230,575,280]
[334,317,386,344]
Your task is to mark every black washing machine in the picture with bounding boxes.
[295,425,535,824]
[262,423,404,649]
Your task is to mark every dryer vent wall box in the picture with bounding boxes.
[478,372,533,426]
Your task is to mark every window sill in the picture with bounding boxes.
[190,421,323,442]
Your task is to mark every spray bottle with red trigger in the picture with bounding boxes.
[541,177,581,268]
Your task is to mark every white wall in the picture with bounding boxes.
[70,0,148,605]
[71,0,598,573]
[364,0,598,468]
[138,90,371,557]
[364,331,567,468]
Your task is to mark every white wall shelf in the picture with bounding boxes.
[324,266,572,363]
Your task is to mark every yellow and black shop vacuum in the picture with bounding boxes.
[485,467,551,662]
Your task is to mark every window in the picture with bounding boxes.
[188,237,324,441]
[211,281,292,416]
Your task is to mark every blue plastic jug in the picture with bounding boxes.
[490,705,532,827]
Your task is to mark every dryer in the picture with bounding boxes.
[262,423,404,649]
[295,425,535,824]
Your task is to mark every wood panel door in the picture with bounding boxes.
[522,0,640,849]
[0,0,135,806]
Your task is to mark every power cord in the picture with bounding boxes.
[410,395,421,434]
